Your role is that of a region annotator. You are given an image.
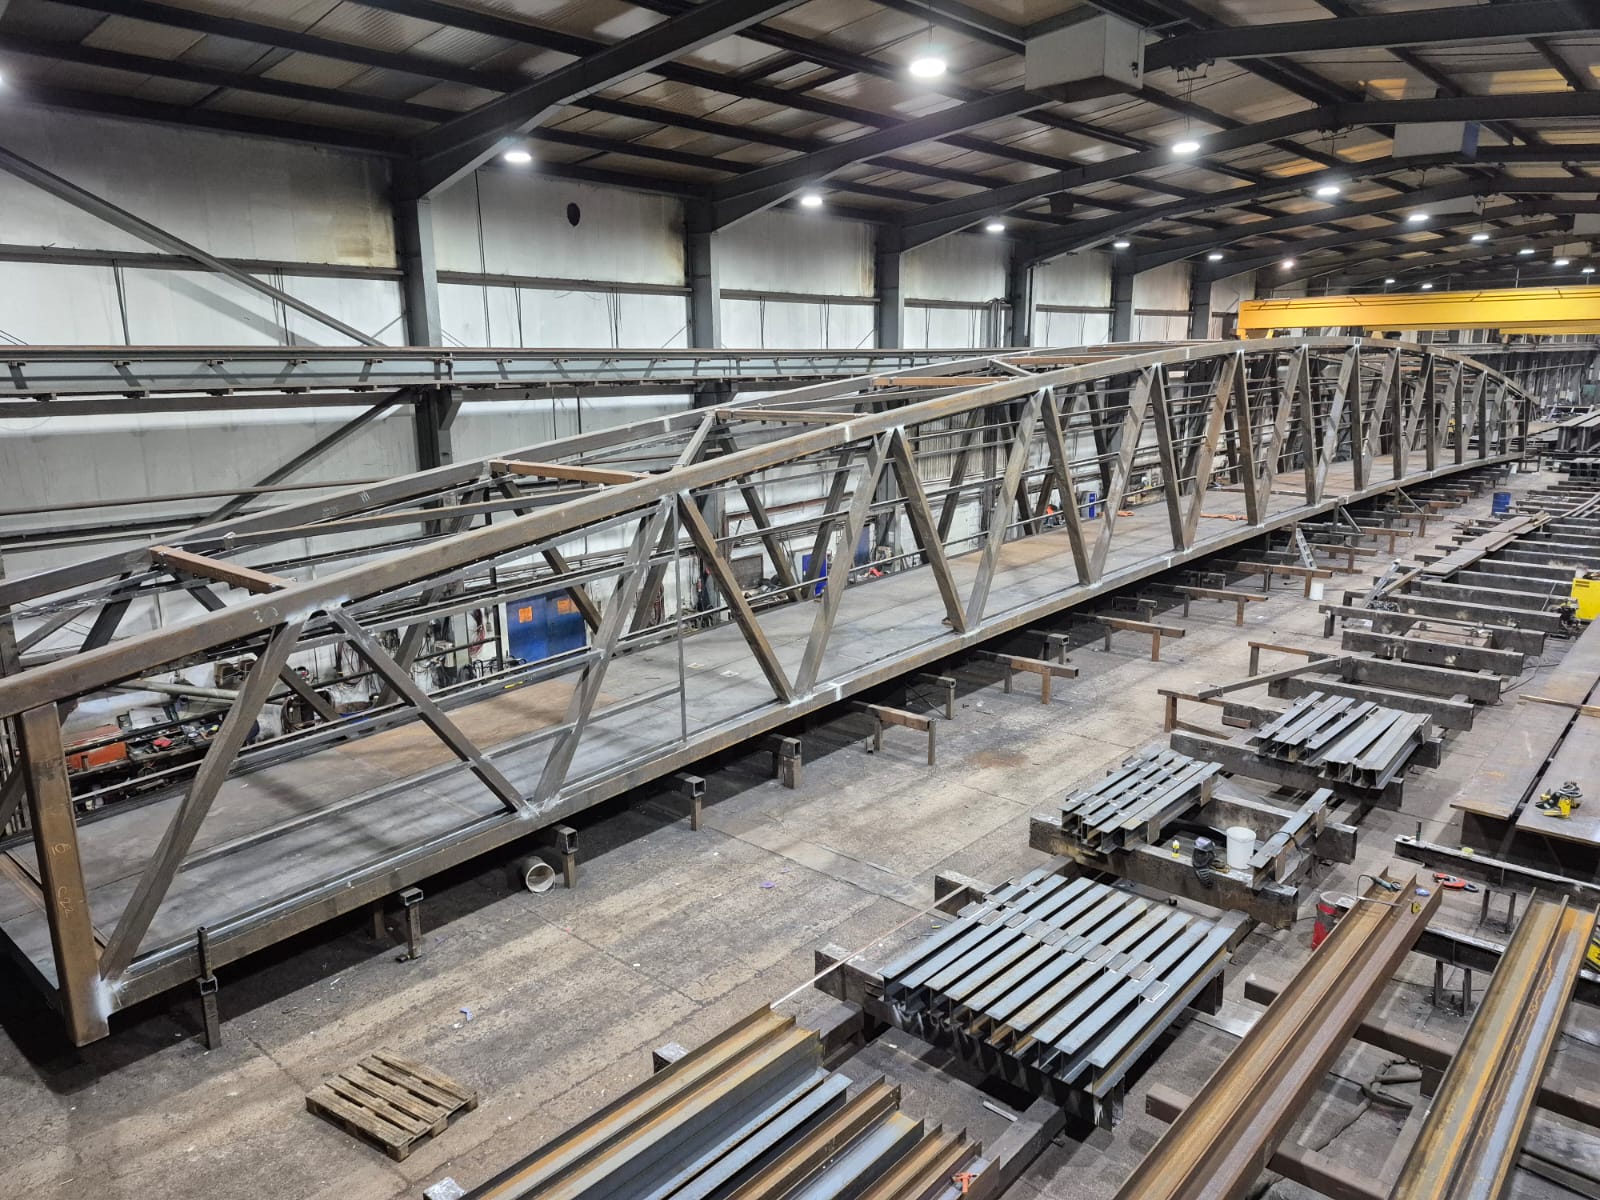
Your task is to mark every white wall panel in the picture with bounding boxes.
[721,298,874,349]
[904,305,990,349]
[716,211,872,297]
[903,235,1007,303]
[1037,308,1111,346]
[0,261,123,344]
[1132,262,1190,311]
[1035,253,1112,307]
[0,110,393,263]
[122,267,283,345]
[1133,312,1189,341]
[280,275,405,345]
[433,173,683,286]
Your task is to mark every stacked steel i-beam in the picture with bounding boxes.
[1252,692,1431,789]
[1057,747,1222,852]
[879,871,1242,1122]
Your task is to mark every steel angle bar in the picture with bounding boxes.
[1112,871,1439,1200]
[1390,897,1599,1200]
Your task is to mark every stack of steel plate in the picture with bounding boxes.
[878,871,1242,1124]
[1253,691,1430,788]
[462,1007,986,1200]
[1057,746,1223,851]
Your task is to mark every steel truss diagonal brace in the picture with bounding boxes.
[332,610,526,816]
[887,428,967,634]
[1040,393,1093,583]
[1091,371,1156,578]
[969,391,1044,624]
[534,499,674,807]
[1312,347,1360,503]
[1183,355,1237,547]
[1149,367,1187,551]
[796,435,891,694]
[99,617,309,981]
[676,493,795,703]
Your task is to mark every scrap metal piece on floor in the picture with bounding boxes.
[1390,896,1599,1200]
[1112,870,1440,1200]
[878,871,1244,1124]
[460,1006,991,1200]
[306,1049,479,1162]
[1057,746,1222,851]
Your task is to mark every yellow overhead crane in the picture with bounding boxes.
[1237,285,1600,338]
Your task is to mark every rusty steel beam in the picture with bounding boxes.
[1390,897,1599,1200]
[1113,870,1440,1200]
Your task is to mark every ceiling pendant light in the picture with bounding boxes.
[984,220,1006,233]
[1112,239,1131,249]
[1206,252,1224,262]
[502,148,533,165]
[1314,183,1342,199]
[909,1,946,78]
[799,191,824,208]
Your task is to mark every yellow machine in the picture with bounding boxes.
[1572,572,1600,622]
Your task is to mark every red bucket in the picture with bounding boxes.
[1312,892,1346,949]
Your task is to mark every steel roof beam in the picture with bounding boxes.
[1025,147,1594,264]
[1137,177,1600,272]
[1214,208,1600,284]
[901,90,1600,250]
[1288,227,1591,287]
[708,91,1053,229]
[1146,1,1600,69]
[410,0,809,195]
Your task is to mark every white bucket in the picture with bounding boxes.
[1308,580,1326,602]
[1225,826,1256,871]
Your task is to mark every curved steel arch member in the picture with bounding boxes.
[0,337,1530,1042]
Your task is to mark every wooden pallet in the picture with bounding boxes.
[306,1049,478,1161]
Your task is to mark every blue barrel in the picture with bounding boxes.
[1491,491,1513,515]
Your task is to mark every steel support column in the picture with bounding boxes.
[1005,251,1033,348]
[1187,271,1212,340]
[876,229,904,349]
[395,182,442,347]
[686,200,721,352]
[1110,262,1135,342]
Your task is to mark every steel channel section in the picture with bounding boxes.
[1112,871,1440,1200]
[879,874,1240,1116]
[0,340,1530,1036]
[1389,897,1600,1200]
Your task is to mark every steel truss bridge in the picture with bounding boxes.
[0,336,1537,1043]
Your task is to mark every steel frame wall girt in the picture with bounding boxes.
[409,0,810,195]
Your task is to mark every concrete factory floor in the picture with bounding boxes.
[2,470,1597,1200]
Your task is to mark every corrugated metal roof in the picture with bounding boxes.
[0,0,1592,263]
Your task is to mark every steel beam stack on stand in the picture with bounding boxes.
[459,1007,989,1200]
[1057,748,1222,852]
[878,871,1244,1124]
[1253,692,1433,789]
